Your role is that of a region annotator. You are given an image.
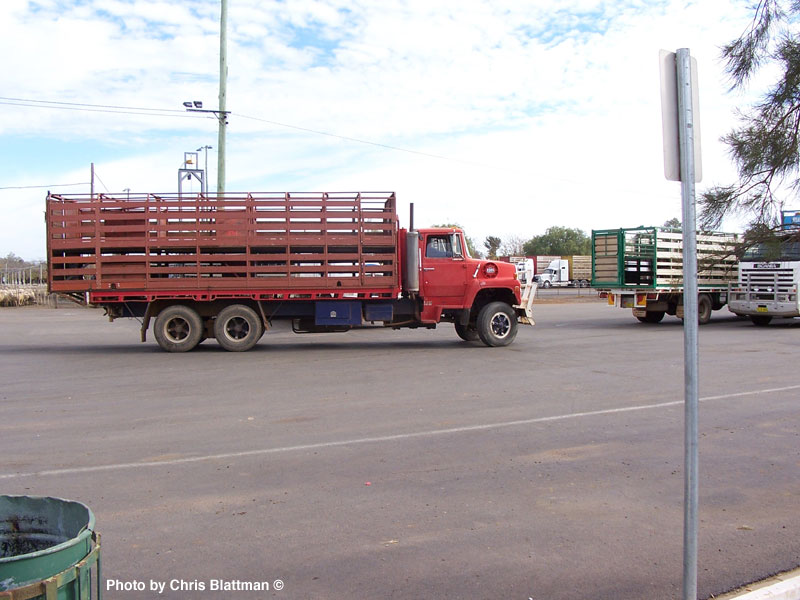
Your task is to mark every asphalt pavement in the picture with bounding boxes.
[1,301,798,599]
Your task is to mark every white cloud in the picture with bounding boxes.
[0,0,769,259]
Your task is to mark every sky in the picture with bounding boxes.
[0,0,769,260]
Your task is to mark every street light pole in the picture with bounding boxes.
[196,146,212,195]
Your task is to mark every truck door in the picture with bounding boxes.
[421,233,469,302]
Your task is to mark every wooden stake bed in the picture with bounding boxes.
[46,192,401,298]
[591,227,739,291]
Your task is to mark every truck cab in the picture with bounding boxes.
[411,228,533,344]
[535,260,568,287]
[728,237,800,325]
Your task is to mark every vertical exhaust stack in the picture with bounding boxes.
[404,202,420,293]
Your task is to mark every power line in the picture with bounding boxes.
[0,97,210,120]
[0,182,90,190]
[0,96,186,113]
[233,112,480,166]
[93,171,111,193]
[233,111,677,201]
[0,96,677,201]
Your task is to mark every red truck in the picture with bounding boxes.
[46,191,534,352]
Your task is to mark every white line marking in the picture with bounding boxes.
[3,384,799,480]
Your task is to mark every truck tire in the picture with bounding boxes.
[455,322,479,342]
[636,311,665,324]
[542,280,552,289]
[750,315,772,326]
[698,294,712,325]
[476,302,517,347]
[214,304,263,352]
[153,305,204,352]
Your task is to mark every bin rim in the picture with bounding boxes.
[0,494,96,564]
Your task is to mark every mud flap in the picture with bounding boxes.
[515,282,537,326]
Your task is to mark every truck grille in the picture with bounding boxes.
[737,268,795,301]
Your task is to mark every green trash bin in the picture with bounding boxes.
[0,495,101,600]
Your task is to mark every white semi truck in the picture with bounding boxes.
[728,211,800,325]
[534,256,592,288]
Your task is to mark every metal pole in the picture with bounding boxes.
[217,0,228,196]
[677,47,699,600]
[90,162,95,199]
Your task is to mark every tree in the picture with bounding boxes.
[2,253,25,269]
[701,1,800,231]
[663,218,682,229]
[1,253,47,285]
[484,236,501,259]
[522,226,591,256]
[499,235,526,257]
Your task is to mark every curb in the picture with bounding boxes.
[721,570,800,600]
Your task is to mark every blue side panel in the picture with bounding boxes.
[365,303,393,321]
[315,301,363,326]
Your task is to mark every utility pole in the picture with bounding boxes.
[183,1,229,194]
[217,0,228,196]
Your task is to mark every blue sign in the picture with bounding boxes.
[781,210,800,229]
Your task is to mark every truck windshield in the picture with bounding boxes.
[743,240,800,262]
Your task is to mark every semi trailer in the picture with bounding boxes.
[46,191,535,351]
[592,227,739,324]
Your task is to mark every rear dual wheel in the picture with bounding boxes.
[153,305,204,353]
[636,311,665,324]
[455,322,479,342]
[214,304,263,352]
[698,294,712,325]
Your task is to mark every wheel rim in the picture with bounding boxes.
[224,316,251,341]
[165,317,191,342]
[490,312,511,338]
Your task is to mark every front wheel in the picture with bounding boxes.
[476,302,518,347]
[153,305,204,352]
[542,280,552,289]
[214,304,264,352]
[750,314,772,326]
[455,322,479,342]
